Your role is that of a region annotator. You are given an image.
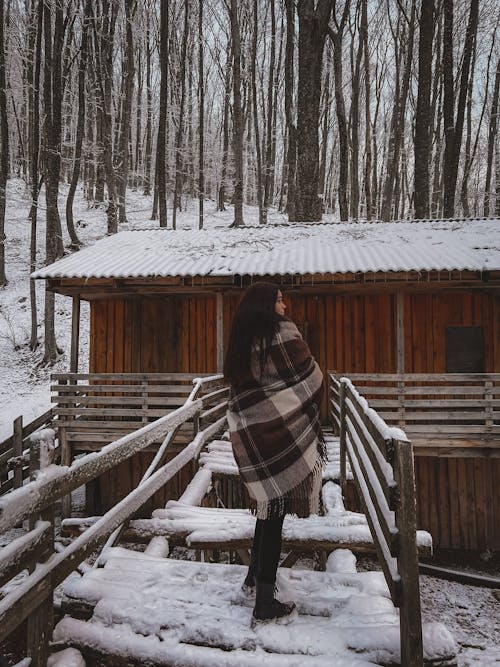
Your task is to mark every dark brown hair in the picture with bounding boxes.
[223,283,283,387]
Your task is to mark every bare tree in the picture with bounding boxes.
[484,57,500,216]
[198,0,204,229]
[172,0,190,229]
[156,0,169,227]
[43,0,65,363]
[414,0,434,219]
[229,0,244,226]
[251,0,265,224]
[327,0,351,221]
[0,0,8,286]
[66,0,93,248]
[284,0,296,219]
[442,0,479,218]
[380,1,416,221]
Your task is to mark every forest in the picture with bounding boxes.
[0,0,498,361]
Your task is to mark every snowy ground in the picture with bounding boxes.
[0,180,499,666]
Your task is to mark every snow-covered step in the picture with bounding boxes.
[150,482,431,556]
[200,432,353,481]
[56,547,457,666]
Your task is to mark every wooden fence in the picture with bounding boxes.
[331,373,424,667]
[338,373,500,454]
[0,375,227,666]
[0,409,56,495]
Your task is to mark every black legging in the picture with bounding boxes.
[250,515,285,584]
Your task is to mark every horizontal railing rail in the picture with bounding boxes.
[0,374,228,666]
[331,372,424,667]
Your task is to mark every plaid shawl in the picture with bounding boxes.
[227,320,325,519]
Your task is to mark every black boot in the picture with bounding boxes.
[241,566,256,594]
[252,582,296,623]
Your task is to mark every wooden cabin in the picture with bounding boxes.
[33,217,500,553]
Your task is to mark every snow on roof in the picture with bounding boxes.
[32,218,500,280]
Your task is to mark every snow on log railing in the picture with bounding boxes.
[331,373,424,667]
[0,374,228,666]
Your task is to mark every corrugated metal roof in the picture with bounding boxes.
[32,218,500,280]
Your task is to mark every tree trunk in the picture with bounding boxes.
[198,0,204,229]
[284,0,297,219]
[361,0,372,220]
[380,2,416,221]
[295,0,335,222]
[94,0,119,233]
[0,0,9,286]
[29,0,43,350]
[443,0,479,218]
[329,13,350,221]
[143,12,152,196]
[414,0,434,219]
[263,0,276,209]
[229,0,244,226]
[43,0,65,364]
[252,0,265,224]
[156,0,169,226]
[349,5,362,220]
[172,0,189,229]
[66,0,92,248]
[484,58,500,216]
[116,0,136,224]
[218,40,231,211]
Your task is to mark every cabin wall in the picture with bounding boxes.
[414,456,500,551]
[89,296,217,374]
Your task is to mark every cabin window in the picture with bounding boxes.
[445,326,485,373]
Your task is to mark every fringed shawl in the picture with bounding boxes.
[227,320,325,519]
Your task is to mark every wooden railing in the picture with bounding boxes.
[0,409,56,494]
[0,375,228,666]
[331,373,424,667]
[338,373,500,453]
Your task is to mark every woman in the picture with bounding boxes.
[224,283,325,624]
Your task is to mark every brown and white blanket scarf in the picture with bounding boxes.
[227,320,326,519]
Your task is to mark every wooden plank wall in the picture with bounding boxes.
[404,292,499,372]
[414,456,500,551]
[90,296,217,374]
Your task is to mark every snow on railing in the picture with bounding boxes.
[330,372,424,667]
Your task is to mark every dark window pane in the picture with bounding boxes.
[445,326,484,373]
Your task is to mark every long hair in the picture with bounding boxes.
[224,283,283,387]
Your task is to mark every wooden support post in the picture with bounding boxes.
[13,416,23,489]
[216,292,224,373]
[396,291,406,427]
[393,437,424,667]
[339,380,347,496]
[70,296,81,373]
[396,291,405,373]
[27,432,55,666]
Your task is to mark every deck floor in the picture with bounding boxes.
[55,547,456,666]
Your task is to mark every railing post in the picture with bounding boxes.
[58,377,72,517]
[13,416,23,489]
[339,379,347,496]
[393,437,423,667]
[27,430,55,667]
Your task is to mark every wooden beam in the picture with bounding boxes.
[396,290,404,374]
[216,292,224,372]
[70,296,81,373]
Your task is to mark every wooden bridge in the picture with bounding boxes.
[0,373,460,666]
